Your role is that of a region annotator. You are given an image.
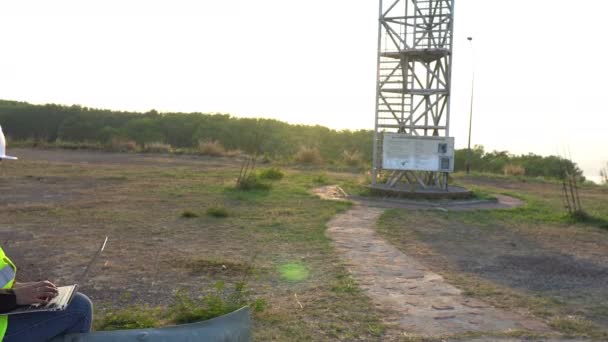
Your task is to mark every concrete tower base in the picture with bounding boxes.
[368,184,472,200]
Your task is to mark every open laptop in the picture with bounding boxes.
[7,236,108,315]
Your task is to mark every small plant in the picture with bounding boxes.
[503,164,525,176]
[295,146,322,164]
[600,162,608,185]
[198,140,226,157]
[258,167,284,180]
[206,206,229,218]
[181,210,199,218]
[143,142,172,153]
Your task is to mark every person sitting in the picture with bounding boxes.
[0,246,93,341]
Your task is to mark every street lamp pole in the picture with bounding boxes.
[465,36,474,174]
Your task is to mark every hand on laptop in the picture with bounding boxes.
[13,281,59,306]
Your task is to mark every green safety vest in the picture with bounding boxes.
[0,247,16,341]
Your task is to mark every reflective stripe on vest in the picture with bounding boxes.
[0,248,16,341]
[0,265,15,289]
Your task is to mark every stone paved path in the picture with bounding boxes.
[316,186,552,338]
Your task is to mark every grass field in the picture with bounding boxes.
[377,173,608,340]
[0,149,384,341]
[2,148,607,341]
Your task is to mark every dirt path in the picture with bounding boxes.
[315,186,552,338]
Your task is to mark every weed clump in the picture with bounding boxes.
[206,206,229,218]
[181,210,199,218]
[96,282,267,331]
[295,146,322,165]
[169,282,267,324]
[312,173,329,185]
[331,273,360,294]
[95,305,161,331]
[258,167,284,180]
[236,174,271,191]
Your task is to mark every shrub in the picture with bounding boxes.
[198,140,226,157]
[295,146,322,164]
[181,210,199,218]
[206,206,229,218]
[143,142,172,153]
[503,164,525,176]
[258,167,284,180]
[342,150,363,167]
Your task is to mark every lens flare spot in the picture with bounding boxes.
[279,263,309,282]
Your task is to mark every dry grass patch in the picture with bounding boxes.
[143,142,172,153]
[503,164,526,176]
[295,146,322,164]
[198,140,226,156]
[108,138,138,152]
[181,258,254,276]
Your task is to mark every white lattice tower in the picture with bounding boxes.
[372,0,455,189]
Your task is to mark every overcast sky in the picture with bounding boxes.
[0,0,606,181]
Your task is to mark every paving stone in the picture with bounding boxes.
[325,203,551,337]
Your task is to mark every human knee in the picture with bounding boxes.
[70,292,93,317]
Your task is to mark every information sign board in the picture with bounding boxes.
[382,134,455,172]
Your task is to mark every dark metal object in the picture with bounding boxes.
[53,307,251,342]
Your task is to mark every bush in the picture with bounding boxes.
[143,142,172,153]
[198,140,225,157]
[258,167,284,180]
[206,206,229,218]
[295,146,322,164]
[503,164,525,176]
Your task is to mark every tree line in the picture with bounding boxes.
[0,99,584,180]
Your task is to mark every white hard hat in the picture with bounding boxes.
[0,125,18,160]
